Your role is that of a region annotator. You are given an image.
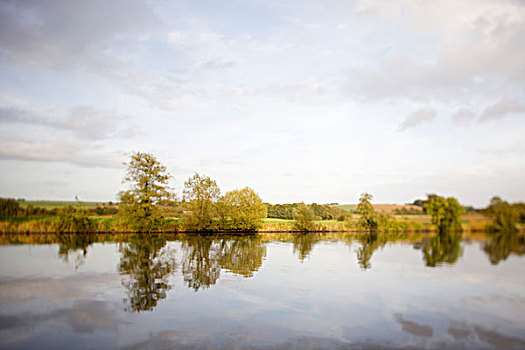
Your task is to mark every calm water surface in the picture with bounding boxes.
[0,232,524,349]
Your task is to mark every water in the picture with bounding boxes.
[0,232,524,349]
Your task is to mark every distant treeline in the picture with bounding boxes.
[265,203,348,221]
[2,151,525,234]
[0,198,118,220]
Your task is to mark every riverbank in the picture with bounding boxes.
[0,213,498,234]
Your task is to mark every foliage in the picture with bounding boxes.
[293,203,316,231]
[92,204,118,216]
[218,187,267,231]
[118,152,173,232]
[424,194,464,232]
[483,196,519,232]
[265,202,347,220]
[0,198,22,219]
[55,206,95,233]
[0,198,57,219]
[183,173,220,231]
[394,207,423,215]
[356,193,379,231]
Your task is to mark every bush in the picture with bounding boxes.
[55,206,95,233]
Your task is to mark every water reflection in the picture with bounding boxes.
[292,233,321,262]
[1,231,525,349]
[218,237,266,277]
[356,232,383,270]
[420,230,463,267]
[181,236,221,291]
[482,230,525,265]
[56,233,97,270]
[118,235,176,312]
[182,236,266,291]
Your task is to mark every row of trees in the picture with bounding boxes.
[118,152,267,232]
[0,198,117,221]
[2,151,523,234]
[266,202,347,221]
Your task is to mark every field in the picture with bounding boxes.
[17,200,112,210]
[337,204,423,214]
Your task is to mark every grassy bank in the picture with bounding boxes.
[0,213,494,234]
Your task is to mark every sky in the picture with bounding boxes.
[0,0,524,207]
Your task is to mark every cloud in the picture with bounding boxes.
[0,0,163,70]
[480,98,525,121]
[201,59,237,70]
[451,98,525,123]
[347,0,525,111]
[0,140,124,168]
[452,108,476,123]
[0,106,142,140]
[399,107,436,130]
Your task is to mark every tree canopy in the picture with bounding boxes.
[219,187,267,231]
[483,196,519,232]
[183,173,221,231]
[118,152,173,232]
[356,193,379,231]
[294,203,316,231]
[424,194,464,232]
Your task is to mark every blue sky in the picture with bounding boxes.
[1,0,524,206]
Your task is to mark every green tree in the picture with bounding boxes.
[356,193,379,231]
[183,173,221,231]
[218,187,267,231]
[483,196,519,232]
[424,194,464,232]
[293,203,316,231]
[118,152,173,232]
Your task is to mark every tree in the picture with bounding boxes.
[218,187,267,231]
[356,193,379,231]
[294,203,316,231]
[424,194,464,232]
[183,173,220,231]
[483,196,519,232]
[118,152,173,232]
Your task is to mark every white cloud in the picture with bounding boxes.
[0,0,523,205]
[399,107,437,130]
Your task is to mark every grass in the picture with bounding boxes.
[337,205,357,212]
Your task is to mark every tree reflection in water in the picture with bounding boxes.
[292,233,321,262]
[421,230,463,267]
[356,232,382,270]
[182,236,266,291]
[483,230,525,265]
[118,234,176,312]
[56,233,97,270]
[218,237,266,277]
[182,236,221,291]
